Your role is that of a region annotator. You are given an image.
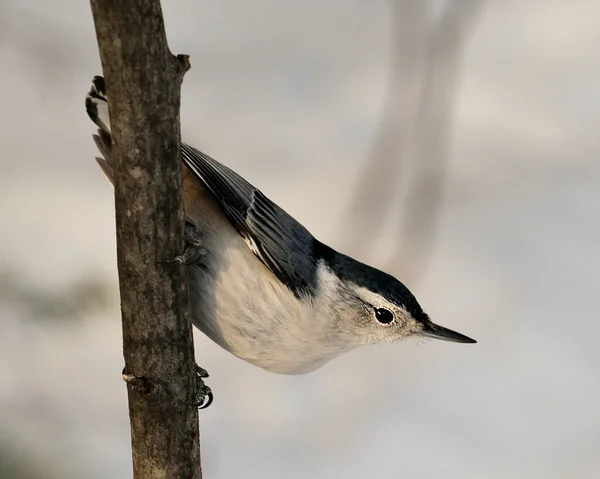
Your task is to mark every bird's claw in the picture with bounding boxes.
[193,364,213,409]
[173,223,205,265]
[122,365,213,408]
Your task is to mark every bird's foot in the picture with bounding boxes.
[173,222,205,265]
[122,365,213,409]
[193,364,213,409]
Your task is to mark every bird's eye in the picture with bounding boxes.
[374,308,394,324]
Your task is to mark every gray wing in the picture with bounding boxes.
[181,143,319,298]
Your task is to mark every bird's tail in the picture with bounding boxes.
[85,76,114,184]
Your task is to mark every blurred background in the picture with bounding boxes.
[1,0,599,477]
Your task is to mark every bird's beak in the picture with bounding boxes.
[420,320,477,344]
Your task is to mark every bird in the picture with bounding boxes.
[86,75,475,377]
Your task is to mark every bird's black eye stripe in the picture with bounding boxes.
[375,308,394,324]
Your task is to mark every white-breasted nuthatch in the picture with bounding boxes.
[86,76,475,376]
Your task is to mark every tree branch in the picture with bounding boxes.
[338,1,428,258]
[340,1,485,284]
[89,1,201,478]
[389,0,485,283]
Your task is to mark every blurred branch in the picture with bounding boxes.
[339,1,428,257]
[340,0,485,284]
[89,0,201,478]
[0,442,64,479]
[389,0,486,283]
[0,268,111,323]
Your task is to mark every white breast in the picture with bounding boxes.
[186,209,355,374]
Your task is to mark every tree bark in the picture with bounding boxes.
[89,1,202,478]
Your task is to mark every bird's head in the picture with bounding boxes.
[317,247,476,346]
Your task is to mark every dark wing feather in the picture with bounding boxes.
[181,143,318,298]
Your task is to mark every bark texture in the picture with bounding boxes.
[89,1,201,477]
